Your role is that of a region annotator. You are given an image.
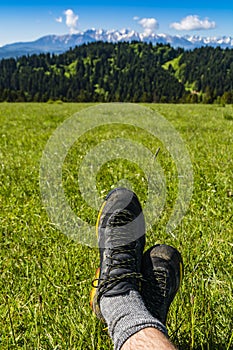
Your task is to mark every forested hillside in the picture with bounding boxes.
[0,41,232,103]
[167,46,233,103]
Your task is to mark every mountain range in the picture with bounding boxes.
[0,29,233,59]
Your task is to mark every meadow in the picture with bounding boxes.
[0,102,232,349]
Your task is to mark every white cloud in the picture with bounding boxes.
[135,17,159,36]
[170,15,216,31]
[64,9,79,34]
[56,16,63,23]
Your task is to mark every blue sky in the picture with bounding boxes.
[0,0,232,46]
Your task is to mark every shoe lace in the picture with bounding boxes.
[144,268,169,310]
[109,208,134,227]
[92,243,143,297]
[107,243,138,272]
[154,269,169,298]
[93,208,143,298]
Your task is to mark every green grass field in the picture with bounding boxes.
[1,102,232,349]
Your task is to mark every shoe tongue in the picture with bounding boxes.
[105,222,140,248]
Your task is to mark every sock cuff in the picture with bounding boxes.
[100,290,168,350]
[115,320,168,350]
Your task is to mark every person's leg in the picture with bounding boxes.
[90,188,182,350]
[122,327,177,350]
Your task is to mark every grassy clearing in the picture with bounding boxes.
[0,102,232,349]
[162,54,182,72]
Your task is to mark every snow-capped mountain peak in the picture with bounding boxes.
[0,29,232,59]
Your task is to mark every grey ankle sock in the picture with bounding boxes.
[100,290,168,350]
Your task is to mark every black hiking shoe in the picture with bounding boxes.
[141,244,183,325]
[90,188,145,322]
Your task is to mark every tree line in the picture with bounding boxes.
[0,41,232,103]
